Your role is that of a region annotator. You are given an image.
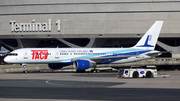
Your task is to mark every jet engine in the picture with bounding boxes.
[73,60,96,70]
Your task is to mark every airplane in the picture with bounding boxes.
[4,21,164,73]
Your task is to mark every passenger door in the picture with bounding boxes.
[24,51,28,59]
[136,51,140,58]
[55,50,59,59]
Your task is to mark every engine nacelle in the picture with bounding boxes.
[48,63,67,69]
[73,60,96,70]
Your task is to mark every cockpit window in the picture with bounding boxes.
[8,53,18,56]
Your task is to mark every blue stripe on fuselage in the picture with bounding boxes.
[38,49,152,64]
[102,50,150,57]
[60,48,145,62]
[100,50,151,64]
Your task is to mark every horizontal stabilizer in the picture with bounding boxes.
[146,51,170,57]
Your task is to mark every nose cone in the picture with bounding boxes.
[4,56,10,63]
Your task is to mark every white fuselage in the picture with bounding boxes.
[4,48,160,64]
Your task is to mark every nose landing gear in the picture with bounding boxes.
[22,63,27,74]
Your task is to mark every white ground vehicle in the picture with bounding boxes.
[117,68,158,78]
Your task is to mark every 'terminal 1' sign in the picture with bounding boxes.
[10,19,60,32]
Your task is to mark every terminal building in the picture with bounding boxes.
[0,0,180,69]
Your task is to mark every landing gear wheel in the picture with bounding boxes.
[96,69,100,73]
[23,70,28,74]
[22,64,27,74]
[91,69,100,73]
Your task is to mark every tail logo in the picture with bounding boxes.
[136,35,154,47]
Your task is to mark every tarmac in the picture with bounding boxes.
[0,71,179,88]
[0,70,180,101]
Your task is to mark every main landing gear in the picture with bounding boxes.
[22,63,27,74]
[91,69,100,73]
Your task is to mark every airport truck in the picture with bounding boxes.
[117,68,158,78]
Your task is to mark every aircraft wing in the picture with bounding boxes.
[90,55,131,63]
[72,55,131,63]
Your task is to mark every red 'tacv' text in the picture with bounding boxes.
[31,50,48,60]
